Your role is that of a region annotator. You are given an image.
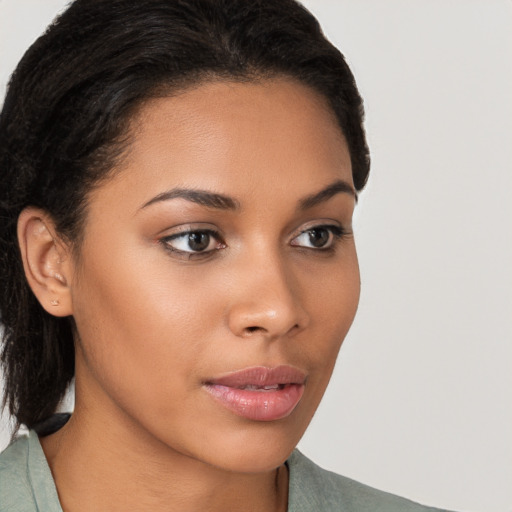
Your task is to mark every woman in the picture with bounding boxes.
[0,1,453,510]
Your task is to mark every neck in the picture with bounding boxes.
[40,404,289,512]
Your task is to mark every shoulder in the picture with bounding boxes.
[287,450,454,512]
[0,435,37,511]
[0,431,61,512]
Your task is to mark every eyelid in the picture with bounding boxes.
[289,219,349,239]
[155,222,220,238]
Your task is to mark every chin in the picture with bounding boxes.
[192,419,307,474]
[207,441,296,474]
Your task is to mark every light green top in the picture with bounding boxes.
[0,432,453,511]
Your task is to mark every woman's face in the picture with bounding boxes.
[68,78,360,472]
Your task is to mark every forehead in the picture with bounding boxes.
[91,78,353,214]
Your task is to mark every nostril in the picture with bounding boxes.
[243,323,300,336]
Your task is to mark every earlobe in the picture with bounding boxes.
[17,207,74,317]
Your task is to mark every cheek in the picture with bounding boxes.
[309,247,360,330]
[302,251,360,380]
[69,243,225,408]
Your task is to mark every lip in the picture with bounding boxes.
[204,365,306,422]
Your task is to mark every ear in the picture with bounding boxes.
[17,207,74,317]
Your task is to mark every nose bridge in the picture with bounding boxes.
[227,244,309,339]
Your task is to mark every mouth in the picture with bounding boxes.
[203,365,306,422]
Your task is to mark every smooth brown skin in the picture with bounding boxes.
[17,79,360,512]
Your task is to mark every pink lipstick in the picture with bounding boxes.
[204,365,306,421]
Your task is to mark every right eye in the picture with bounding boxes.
[161,229,225,255]
[290,224,346,251]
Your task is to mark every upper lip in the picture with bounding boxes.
[206,365,307,388]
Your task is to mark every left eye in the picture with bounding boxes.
[162,230,222,254]
[291,225,342,249]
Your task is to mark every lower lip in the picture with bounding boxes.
[204,384,305,421]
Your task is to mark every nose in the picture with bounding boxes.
[227,252,310,340]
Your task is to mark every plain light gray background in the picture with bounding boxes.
[1,1,511,511]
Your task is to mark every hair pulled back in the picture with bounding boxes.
[0,0,370,432]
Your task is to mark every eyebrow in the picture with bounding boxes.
[142,188,240,211]
[141,179,356,212]
[299,180,357,210]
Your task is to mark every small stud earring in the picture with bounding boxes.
[50,299,60,306]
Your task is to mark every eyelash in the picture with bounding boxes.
[159,224,349,260]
